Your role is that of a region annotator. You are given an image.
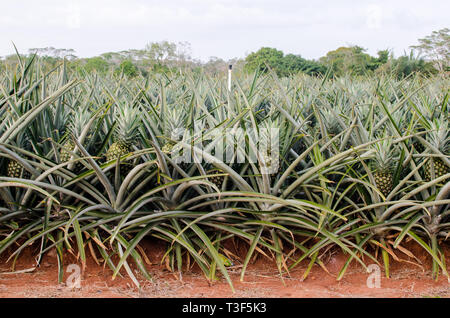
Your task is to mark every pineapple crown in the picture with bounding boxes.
[258,117,294,160]
[69,107,93,137]
[163,106,187,138]
[114,103,141,144]
[3,116,29,148]
[427,117,449,154]
[53,105,72,133]
[371,138,397,173]
[320,108,342,135]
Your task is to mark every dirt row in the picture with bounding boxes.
[0,239,449,298]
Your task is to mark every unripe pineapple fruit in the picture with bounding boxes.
[7,160,31,179]
[106,141,131,162]
[105,104,141,176]
[371,139,396,199]
[425,158,449,181]
[60,140,75,163]
[208,169,225,189]
[374,171,393,197]
[106,141,132,175]
[7,160,23,178]
[423,118,449,181]
[162,142,174,153]
[60,140,84,171]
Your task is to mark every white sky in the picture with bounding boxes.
[0,0,448,61]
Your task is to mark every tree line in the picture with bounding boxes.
[1,28,448,78]
[244,28,449,78]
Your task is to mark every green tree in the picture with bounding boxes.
[320,46,374,76]
[410,28,450,72]
[115,60,138,77]
[244,48,324,76]
[367,50,390,71]
[145,41,177,64]
[244,47,284,74]
[282,54,326,76]
[377,50,390,64]
[390,51,437,78]
[144,41,193,71]
[83,57,110,74]
[28,47,77,60]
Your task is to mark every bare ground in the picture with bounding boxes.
[0,239,449,298]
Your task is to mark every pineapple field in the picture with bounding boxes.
[0,55,449,294]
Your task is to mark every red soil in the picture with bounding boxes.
[0,238,449,298]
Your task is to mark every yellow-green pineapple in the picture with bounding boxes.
[60,140,76,163]
[162,141,175,153]
[7,160,21,178]
[5,129,31,179]
[160,104,187,157]
[424,118,449,181]
[372,139,396,198]
[60,108,92,171]
[106,104,141,174]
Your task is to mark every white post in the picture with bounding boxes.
[228,64,232,92]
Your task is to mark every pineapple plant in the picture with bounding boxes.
[257,117,282,175]
[159,104,188,159]
[4,124,31,179]
[320,107,349,153]
[371,139,396,198]
[59,108,93,171]
[321,108,342,138]
[424,118,449,181]
[105,104,141,174]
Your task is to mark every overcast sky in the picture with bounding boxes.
[0,0,448,61]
